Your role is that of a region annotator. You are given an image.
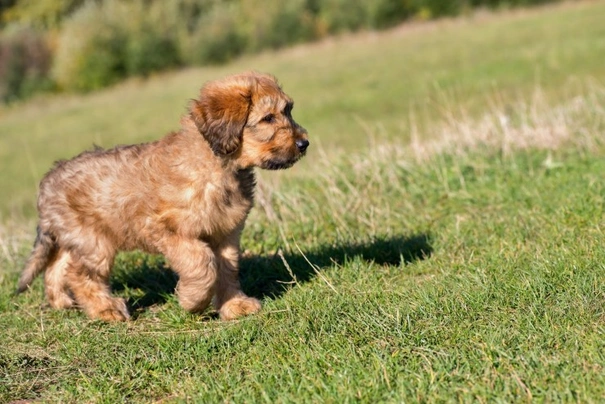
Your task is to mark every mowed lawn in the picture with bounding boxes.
[1,1,605,402]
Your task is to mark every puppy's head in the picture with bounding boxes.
[190,72,309,170]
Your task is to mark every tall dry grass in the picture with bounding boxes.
[249,83,605,247]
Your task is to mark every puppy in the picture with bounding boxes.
[17,72,309,321]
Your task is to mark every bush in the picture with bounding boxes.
[51,0,181,92]
[121,1,182,76]
[185,3,247,65]
[238,0,319,52]
[1,0,84,29]
[367,0,415,28]
[262,0,318,49]
[0,26,53,102]
[409,0,464,19]
[317,0,368,34]
[314,0,415,34]
[51,2,125,91]
[124,25,180,77]
[5,0,563,97]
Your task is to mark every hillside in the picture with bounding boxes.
[1,1,605,402]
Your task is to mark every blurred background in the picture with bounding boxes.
[0,0,561,101]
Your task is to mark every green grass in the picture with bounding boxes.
[2,1,605,402]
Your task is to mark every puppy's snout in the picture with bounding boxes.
[296,139,309,153]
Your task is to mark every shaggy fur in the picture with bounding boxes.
[17,72,309,321]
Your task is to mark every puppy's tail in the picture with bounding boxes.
[16,226,56,294]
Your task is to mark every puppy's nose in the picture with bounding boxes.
[296,139,309,153]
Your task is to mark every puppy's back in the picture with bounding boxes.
[36,143,152,243]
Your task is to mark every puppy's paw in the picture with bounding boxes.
[47,291,75,310]
[219,296,261,321]
[92,298,131,322]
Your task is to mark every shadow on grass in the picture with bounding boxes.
[110,254,177,316]
[111,233,432,316]
[240,233,433,299]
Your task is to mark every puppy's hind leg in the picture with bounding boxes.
[44,248,75,309]
[66,250,130,322]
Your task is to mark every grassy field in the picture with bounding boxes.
[2,1,605,402]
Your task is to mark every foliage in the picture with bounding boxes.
[0,26,53,102]
[183,3,246,65]
[51,1,181,92]
[51,2,125,91]
[238,0,319,51]
[0,0,564,99]
[1,0,83,29]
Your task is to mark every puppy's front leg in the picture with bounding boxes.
[156,236,218,314]
[213,228,261,320]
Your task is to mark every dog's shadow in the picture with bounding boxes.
[239,233,433,299]
[111,234,432,315]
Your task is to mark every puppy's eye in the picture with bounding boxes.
[262,114,275,123]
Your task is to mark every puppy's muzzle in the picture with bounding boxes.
[296,139,310,153]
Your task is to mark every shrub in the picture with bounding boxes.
[367,0,415,28]
[124,24,180,77]
[6,0,564,97]
[51,0,181,92]
[1,0,84,29]
[262,0,318,49]
[238,0,319,52]
[316,0,414,32]
[0,26,53,102]
[317,0,368,34]
[409,0,463,18]
[185,3,247,65]
[51,2,126,91]
[120,1,182,76]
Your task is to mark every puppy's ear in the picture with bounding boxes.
[190,78,253,156]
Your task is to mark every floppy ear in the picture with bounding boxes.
[190,78,253,156]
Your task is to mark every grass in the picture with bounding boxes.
[2,1,605,402]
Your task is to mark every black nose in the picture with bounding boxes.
[296,139,309,152]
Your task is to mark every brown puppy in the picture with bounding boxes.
[17,72,309,321]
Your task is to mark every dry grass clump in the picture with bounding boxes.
[408,84,605,162]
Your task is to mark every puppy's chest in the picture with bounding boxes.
[202,180,252,215]
[189,169,255,234]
